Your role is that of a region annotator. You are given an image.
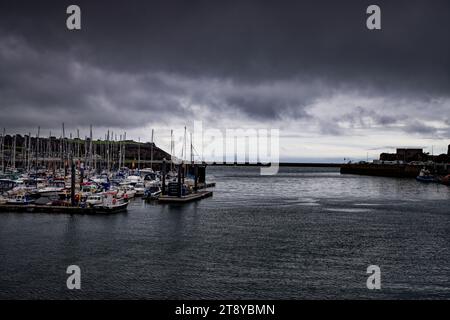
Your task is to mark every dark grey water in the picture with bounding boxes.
[1,166,449,299]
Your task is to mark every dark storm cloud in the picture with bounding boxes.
[332,105,450,139]
[404,121,437,135]
[0,33,189,129]
[0,0,449,135]
[337,106,401,128]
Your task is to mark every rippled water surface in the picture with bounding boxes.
[1,166,449,299]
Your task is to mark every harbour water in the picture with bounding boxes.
[0,166,449,299]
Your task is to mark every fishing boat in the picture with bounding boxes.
[140,168,155,176]
[6,185,39,199]
[143,185,162,200]
[93,193,128,213]
[165,170,178,181]
[90,174,109,185]
[416,168,437,183]
[117,184,136,198]
[0,179,17,193]
[143,171,160,187]
[86,194,104,207]
[439,174,450,186]
[80,182,101,196]
[125,175,142,185]
[38,180,66,196]
[7,194,35,205]
[10,177,40,198]
[133,182,146,196]
[94,201,128,213]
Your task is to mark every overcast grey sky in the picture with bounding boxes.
[0,0,449,161]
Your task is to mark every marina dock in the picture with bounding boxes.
[158,191,213,203]
[198,182,216,189]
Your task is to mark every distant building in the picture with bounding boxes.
[395,148,423,162]
[380,148,424,162]
[379,146,450,164]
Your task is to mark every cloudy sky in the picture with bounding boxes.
[0,0,449,162]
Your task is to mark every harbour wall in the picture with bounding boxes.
[340,163,449,178]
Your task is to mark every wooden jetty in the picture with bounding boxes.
[158,191,213,203]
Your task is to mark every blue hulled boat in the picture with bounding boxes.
[416,169,437,183]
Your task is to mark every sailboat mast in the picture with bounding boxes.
[36,126,40,175]
[62,123,66,169]
[183,126,187,162]
[190,132,193,164]
[0,128,4,173]
[107,130,110,173]
[138,137,141,170]
[77,129,80,159]
[27,132,31,171]
[118,134,122,169]
[89,124,93,170]
[12,134,16,170]
[150,129,154,169]
[170,129,174,171]
[122,131,127,167]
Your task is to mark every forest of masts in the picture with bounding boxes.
[0,124,168,174]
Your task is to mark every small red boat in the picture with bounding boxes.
[439,175,450,186]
